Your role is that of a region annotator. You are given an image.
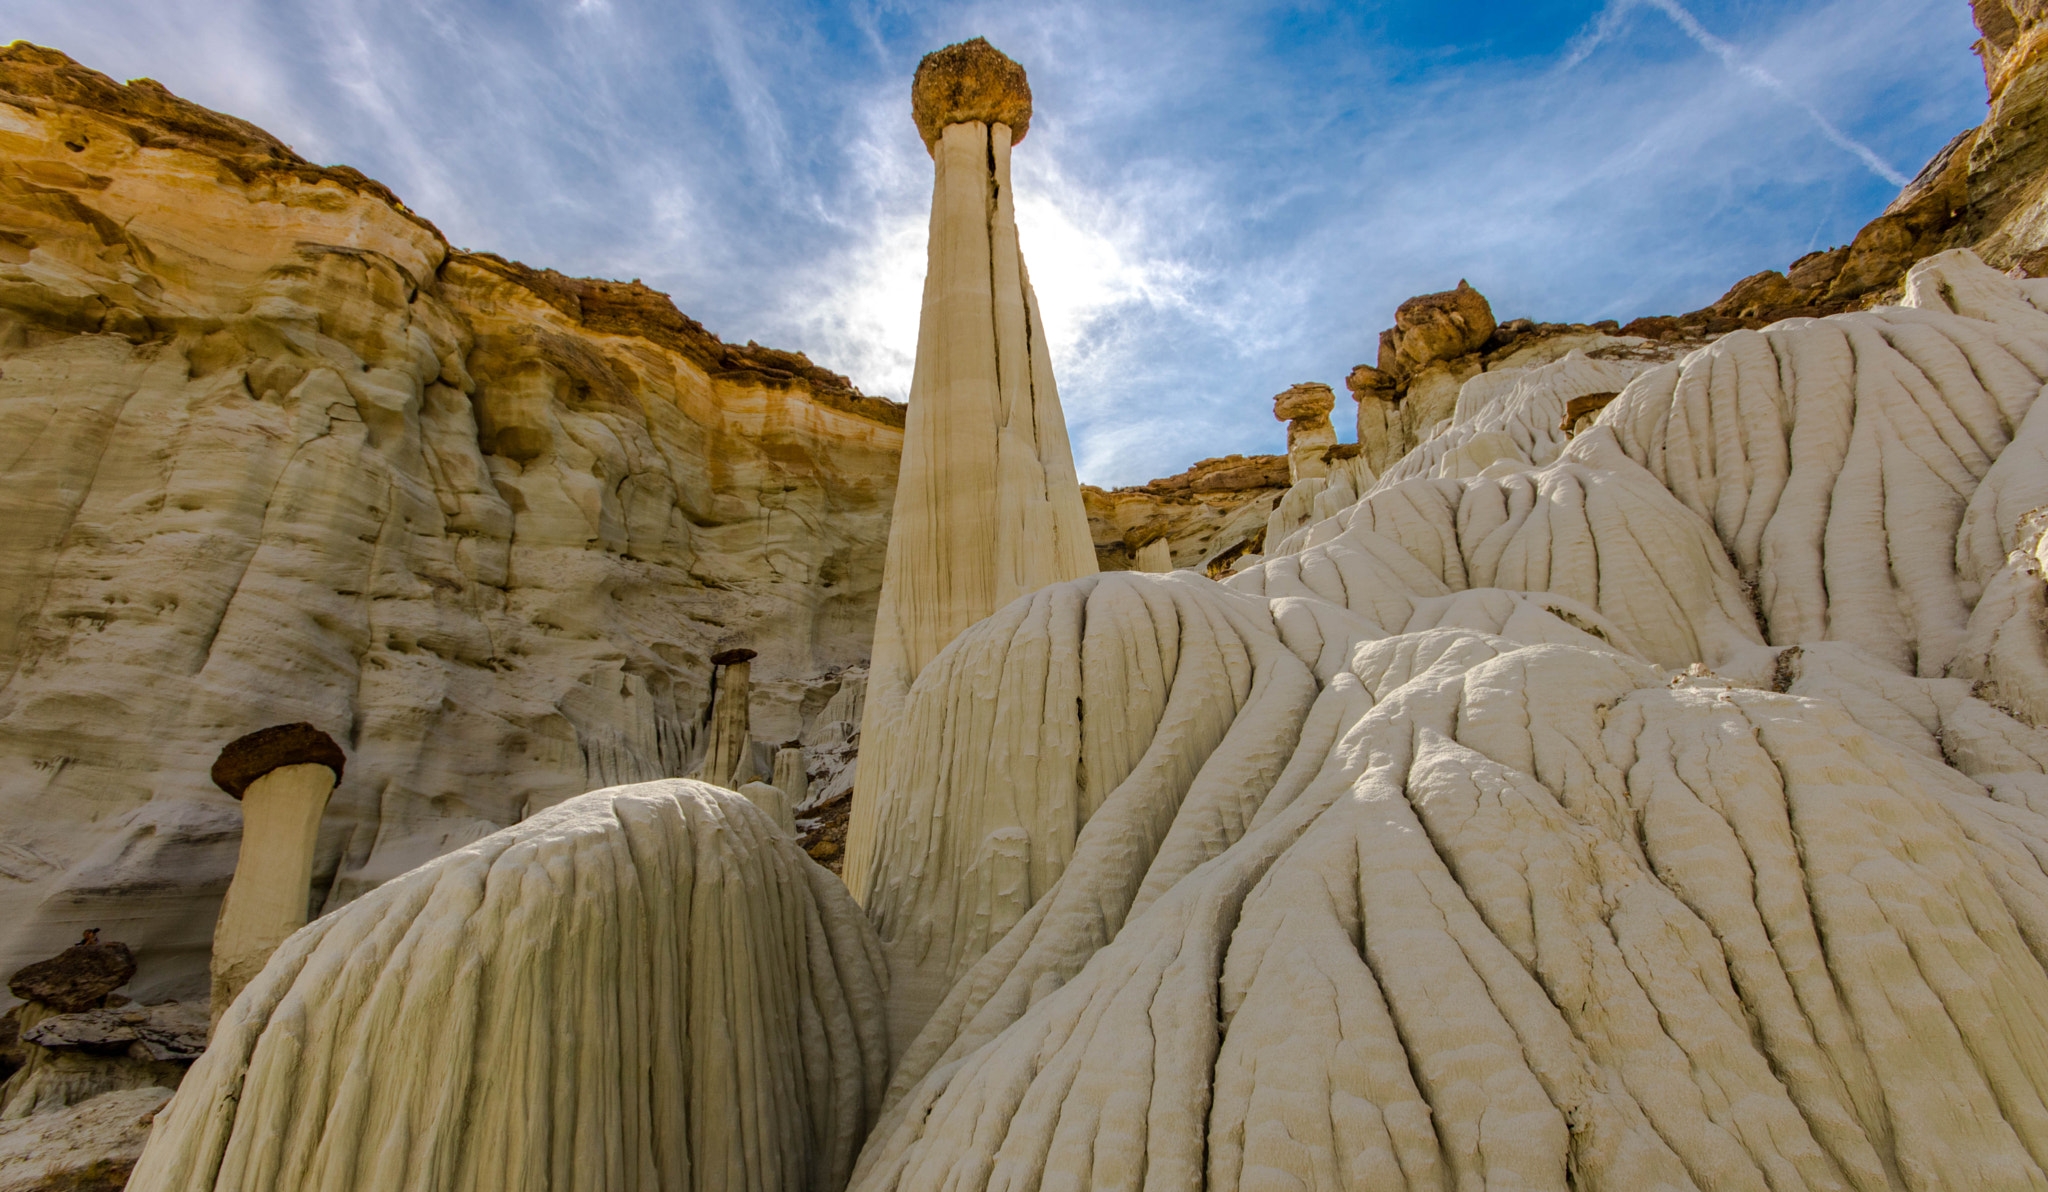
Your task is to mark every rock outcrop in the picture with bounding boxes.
[844,39,1097,914]
[1081,454,1290,575]
[0,1085,171,1192]
[129,780,888,1192]
[909,38,1032,153]
[6,941,134,1016]
[0,935,199,1139]
[690,649,761,790]
[0,43,901,1000]
[1273,382,1339,484]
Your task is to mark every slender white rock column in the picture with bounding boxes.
[1134,536,1174,573]
[772,745,809,808]
[207,723,345,1029]
[845,38,1097,900]
[692,648,758,790]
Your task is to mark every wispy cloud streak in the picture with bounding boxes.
[1565,0,1911,186]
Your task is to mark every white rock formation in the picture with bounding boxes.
[845,39,1097,906]
[691,649,760,790]
[205,725,347,1025]
[1132,538,1174,573]
[841,251,2048,1190]
[739,780,798,833]
[772,744,810,808]
[205,761,336,1024]
[1274,382,1339,484]
[799,666,867,816]
[129,780,888,1192]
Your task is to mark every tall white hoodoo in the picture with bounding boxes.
[843,38,1096,914]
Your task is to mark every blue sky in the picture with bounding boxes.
[14,0,1987,484]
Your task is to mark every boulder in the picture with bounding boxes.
[1382,279,1497,377]
[910,37,1031,151]
[1271,381,1336,422]
[8,943,135,1014]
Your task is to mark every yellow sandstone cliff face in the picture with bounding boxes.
[0,44,903,997]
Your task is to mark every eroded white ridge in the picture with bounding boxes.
[848,251,2048,1190]
[129,781,889,1192]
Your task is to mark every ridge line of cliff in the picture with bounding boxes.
[0,40,905,430]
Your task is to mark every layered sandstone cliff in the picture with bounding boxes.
[1081,454,1289,575]
[0,43,903,1000]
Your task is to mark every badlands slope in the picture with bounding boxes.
[848,249,2048,1190]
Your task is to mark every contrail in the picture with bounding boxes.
[1564,0,1911,187]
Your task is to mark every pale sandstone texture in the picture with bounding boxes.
[844,252,2048,1190]
[690,649,760,790]
[0,1085,171,1192]
[844,40,1097,916]
[1131,537,1172,573]
[206,761,337,1026]
[128,780,888,1192]
[0,45,900,1000]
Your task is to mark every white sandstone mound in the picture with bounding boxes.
[846,39,1097,904]
[128,780,889,1192]
[843,251,2048,1190]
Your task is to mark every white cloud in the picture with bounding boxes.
[1012,172,1204,387]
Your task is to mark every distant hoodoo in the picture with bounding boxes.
[206,724,345,1026]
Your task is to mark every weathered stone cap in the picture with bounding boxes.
[912,37,1031,153]
[711,648,758,666]
[210,723,346,798]
[1273,382,1336,422]
[9,939,136,1012]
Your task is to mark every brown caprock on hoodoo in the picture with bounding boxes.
[843,38,1097,912]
